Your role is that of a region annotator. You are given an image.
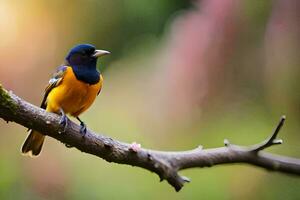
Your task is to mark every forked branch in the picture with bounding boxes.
[0,85,299,191]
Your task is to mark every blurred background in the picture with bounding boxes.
[0,0,299,199]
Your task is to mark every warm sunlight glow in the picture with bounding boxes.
[0,2,18,47]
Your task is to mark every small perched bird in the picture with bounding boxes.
[22,44,110,157]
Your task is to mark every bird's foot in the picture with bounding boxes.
[76,117,87,137]
[59,109,68,134]
[79,121,87,137]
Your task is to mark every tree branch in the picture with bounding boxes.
[0,85,299,191]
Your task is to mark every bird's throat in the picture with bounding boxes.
[71,65,100,85]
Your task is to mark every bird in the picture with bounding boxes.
[21,44,110,157]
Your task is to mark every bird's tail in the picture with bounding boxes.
[21,130,45,157]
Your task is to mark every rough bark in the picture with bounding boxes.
[0,85,299,191]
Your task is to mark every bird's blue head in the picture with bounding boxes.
[65,44,110,84]
[65,44,110,69]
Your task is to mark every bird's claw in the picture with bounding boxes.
[59,109,68,133]
[79,122,87,137]
[76,117,87,137]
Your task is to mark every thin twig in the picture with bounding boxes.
[224,116,285,152]
[249,116,285,152]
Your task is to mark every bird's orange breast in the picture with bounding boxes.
[46,67,103,117]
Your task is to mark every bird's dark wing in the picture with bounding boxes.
[40,66,67,109]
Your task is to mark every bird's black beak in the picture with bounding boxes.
[92,50,111,58]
